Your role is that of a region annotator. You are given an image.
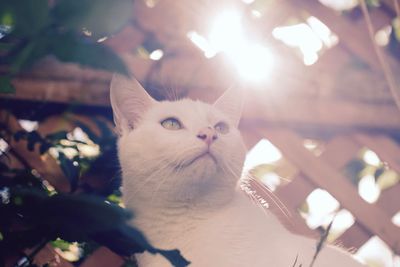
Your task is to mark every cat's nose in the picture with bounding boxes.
[197,127,217,146]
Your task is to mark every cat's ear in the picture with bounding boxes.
[110,73,156,135]
[213,86,244,127]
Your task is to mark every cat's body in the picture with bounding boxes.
[127,190,361,267]
[110,74,365,267]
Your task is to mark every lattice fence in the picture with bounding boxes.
[242,127,400,264]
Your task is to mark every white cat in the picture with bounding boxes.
[110,74,365,267]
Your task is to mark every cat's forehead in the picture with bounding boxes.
[146,99,226,123]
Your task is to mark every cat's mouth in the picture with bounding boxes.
[177,150,218,169]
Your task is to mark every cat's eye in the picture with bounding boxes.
[214,121,229,134]
[161,117,182,130]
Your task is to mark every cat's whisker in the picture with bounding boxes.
[222,160,274,215]
[170,83,179,101]
[246,174,292,219]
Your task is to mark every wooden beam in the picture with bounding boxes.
[3,77,400,132]
[241,94,400,132]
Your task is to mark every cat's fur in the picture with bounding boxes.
[110,74,365,267]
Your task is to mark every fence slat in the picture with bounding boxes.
[337,222,371,250]
[80,247,125,267]
[377,182,400,217]
[274,175,316,237]
[320,135,362,169]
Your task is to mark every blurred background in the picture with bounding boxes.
[1,0,400,266]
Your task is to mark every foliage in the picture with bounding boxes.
[0,0,191,266]
[0,0,132,93]
[0,120,189,267]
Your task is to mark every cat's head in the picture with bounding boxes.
[110,74,246,205]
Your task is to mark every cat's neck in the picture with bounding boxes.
[122,173,238,219]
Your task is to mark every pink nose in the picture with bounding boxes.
[197,127,217,145]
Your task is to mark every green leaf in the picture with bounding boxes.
[0,10,14,27]
[49,33,129,75]
[393,17,400,42]
[53,0,133,38]
[51,238,72,251]
[0,76,15,94]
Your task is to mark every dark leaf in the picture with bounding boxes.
[13,130,27,142]
[374,167,385,181]
[58,152,79,191]
[0,76,15,94]
[39,142,52,155]
[45,131,68,142]
[26,131,43,152]
[343,159,365,185]
[3,186,189,266]
[0,42,14,53]
[155,248,191,267]
[8,38,50,74]
[93,224,190,267]
[93,118,114,141]
[41,194,130,241]
[49,33,129,75]
[53,0,133,38]
[0,161,9,172]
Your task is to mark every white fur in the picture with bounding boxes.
[110,75,365,267]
